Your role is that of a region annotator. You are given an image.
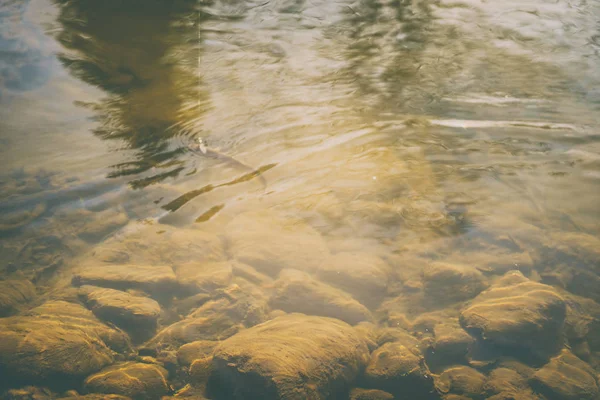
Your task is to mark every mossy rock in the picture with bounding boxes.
[423,262,488,304]
[79,285,161,342]
[0,301,131,386]
[364,341,438,399]
[434,366,487,399]
[530,349,599,400]
[270,269,373,325]
[84,362,169,399]
[349,388,394,400]
[208,314,370,400]
[460,271,566,360]
[72,264,177,298]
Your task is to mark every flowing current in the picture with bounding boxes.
[1,0,599,399]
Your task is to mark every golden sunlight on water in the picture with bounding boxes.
[0,0,600,398]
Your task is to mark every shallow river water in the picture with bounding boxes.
[1,0,600,399]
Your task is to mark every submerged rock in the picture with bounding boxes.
[431,320,474,363]
[316,252,389,307]
[0,301,131,385]
[225,210,329,276]
[143,285,268,352]
[176,340,218,367]
[174,261,232,296]
[72,264,177,297]
[530,349,599,400]
[460,271,566,359]
[208,314,370,400]
[78,285,161,342]
[61,395,131,400]
[423,262,488,304]
[363,341,438,399]
[484,367,531,398]
[349,388,394,400]
[270,269,373,325]
[434,366,487,398]
[2,386,55,400]
[0,278,36,316]
[230,261,273,286]
[84,362,169,399]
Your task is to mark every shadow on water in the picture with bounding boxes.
[52,0,210,188]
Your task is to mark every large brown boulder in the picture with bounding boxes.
[78,286,161,342]
[460,271,566,359]
[364,341,438,399]
[530,349,599,400]
[173,261,232,296]
[0,301,131,385]
[89,227,225,267]
[225,211,329,276]
[84,362,169,399]
[270,269,373,325]
[72,264,177,297]
[208,314,370,399]
[142,285,268,353]
[176,340,218,368]
[434,366,487,398]
[423,262,487,304]
[349,388,394,400]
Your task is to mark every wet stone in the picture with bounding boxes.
[230,261,273,286]
[427,319,475,368]
[225,210,330,276]
[0,278,36,316]
[84,362,169,400]
[60,394,131,400]
[90,227,225,267]
[434,366,487,398]
[423,262,488,304]
[0,301,131,385]
[460,271,566,360]
[349,388,394,400]
[270,269,373,325]
[484,367,530,398]
[208,314,370,400]
[1,386,55,400]
[530,349,599,400]
[174,261,233,296]
[363,341,438,399]
[189,356,212,388]
[143,285,268,353]
[176,340,218,367]
[78,285,161,342]
[316,252,389,308]
[72,264,177,297]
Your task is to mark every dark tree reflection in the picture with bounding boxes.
[53,0,210,188]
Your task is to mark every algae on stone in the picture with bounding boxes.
[208,314,370,400]
[270,269,373,325]
[84,362,169,400]
[423,262,488,304]
[79,285,161,342]
[72,264,177,296]
[0,301,131,384]
[530,349,599,400]
[460,271,566,359]
[364,341,438,399]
